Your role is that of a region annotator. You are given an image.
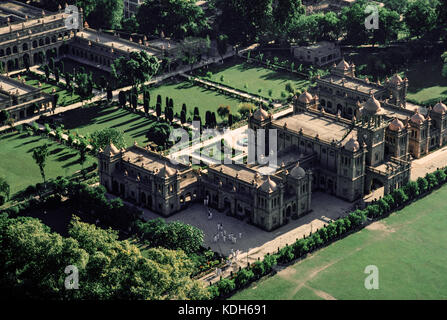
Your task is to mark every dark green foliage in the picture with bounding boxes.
[234,268,254,288]
[136,218,204,254]
[145,122,172,146]
[118,91,126,107]
[0,213,209,299]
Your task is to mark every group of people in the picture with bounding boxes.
[213,223,242,244]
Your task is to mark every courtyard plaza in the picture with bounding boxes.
[137,191,354,284]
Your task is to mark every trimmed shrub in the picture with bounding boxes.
[278,245,294,263]
[404,181,420,199]
[417,177,429,193]
[435,169,447,185]
[262,254,277,273]
[251,261,265,278]
[235,268,254,288]
[217,278,235,296]
[366,204,381,218]
[426,173,438,189]
[377,198,390,215]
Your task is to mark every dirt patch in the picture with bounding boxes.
[277,267,297,278]
[366,221,395,233]
[305,285,337,300]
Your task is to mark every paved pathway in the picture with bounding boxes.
[168,106,293,166]
[180,74,277,107]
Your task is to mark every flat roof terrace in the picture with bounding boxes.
[122,145,185,173]
[319,75,384,96]
[0,76,35,95]
[0,0,48,18]
[0,12,65,36]
[76,29,159,56]
[210,163,261,184]
[272,111,355,144]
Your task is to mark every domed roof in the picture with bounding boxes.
[259,176,277,193]
[364,95,382,113]
[298,91,313,104]
[433,101,447,114]
[388,117,405,132]
[344,137,360,152]
[336,59,350,70]
[290,162,306,179]
[157,162,176,178]
[103,142,120,156]
[389,74,403,86]
[253,106,269,121]
[410,109,425,124]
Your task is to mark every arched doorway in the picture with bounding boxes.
[337,104,343,116]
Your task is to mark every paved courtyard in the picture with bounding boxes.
[140,191,355,283]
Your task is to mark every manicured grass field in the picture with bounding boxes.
[205,60,310,100]
[232,185,447,300]
[404,59,447,104]
[148,80,244,122]
[0,132,94,195]
[59,104,157,147]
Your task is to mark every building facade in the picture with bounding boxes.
[291,41,341,67]
[0,73,52,120]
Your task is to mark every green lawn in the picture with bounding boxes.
[204,60,310,100]
[402,59,447,104]
[0,132,94,195]
[59,104,157,147]
[232,185,447,300]
[148,80,244,122]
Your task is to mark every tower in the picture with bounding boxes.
[357,95,387,166]
[386,117,409,159]
[386,74,408,108]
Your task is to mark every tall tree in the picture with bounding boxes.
[0,177,10,201]
[79,139,88,169]
[404,0,438,39]
[32,144,49,183]
[136,0,209,39]
[340,0,370,45]
[216,34,229,62]
[372,7,401,45]
[111,51,159,89]
[272,0,305,42]
[86,0,123,30]
[215,0,274,43]
[90,128,126,152]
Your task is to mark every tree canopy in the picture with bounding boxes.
[136,0,210,39]
[0,214,209,299]
[90,128,126,152]
[111,51,160,88]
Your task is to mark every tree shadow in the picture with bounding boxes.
[49,147,65,155]
[110,116,141,129]
[124,119,154,134]
[15,137,41,148]
[56,152,77,162]
[62,159,80,168]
